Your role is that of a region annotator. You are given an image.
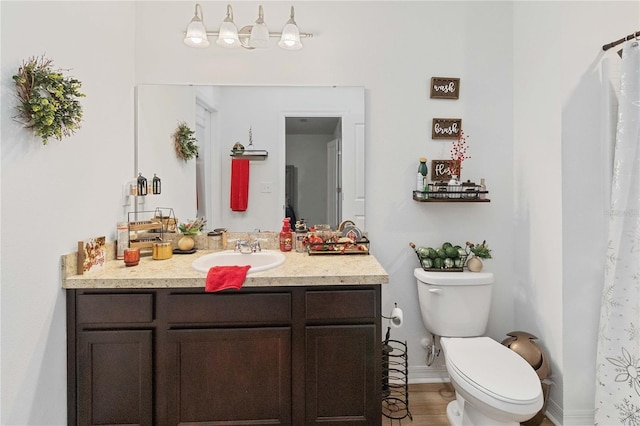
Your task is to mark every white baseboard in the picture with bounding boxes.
[407,364,450,383]
[542,397,593,425]
[558,408,594,426]
[545,399,563,425]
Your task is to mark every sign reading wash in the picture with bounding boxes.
[430,77,460,99]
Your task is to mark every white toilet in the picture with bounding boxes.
[414,269,543,426]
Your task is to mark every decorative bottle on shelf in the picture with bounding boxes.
[294,219,308,253]
[479,178,487,199]
[417,158,428,199]
[448,175,461,199]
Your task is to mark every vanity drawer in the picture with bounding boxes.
[167,293,291,325]
[76,293,154,324]
[305,289,376,321]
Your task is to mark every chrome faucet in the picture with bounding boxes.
[250,231,267,253]
[234,239,252,254]
[251,238,262,253]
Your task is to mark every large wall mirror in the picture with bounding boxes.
[135,85,365,232]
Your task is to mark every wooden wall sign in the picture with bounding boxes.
[432,118,462,139]
[430,77,460,99]
[431,160,457,182]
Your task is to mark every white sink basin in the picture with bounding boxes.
[192,250,286,273]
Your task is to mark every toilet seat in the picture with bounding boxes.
[442,337,542,405]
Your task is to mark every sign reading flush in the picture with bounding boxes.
[431,159,457,182]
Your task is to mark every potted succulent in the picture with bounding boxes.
[177,217,207,251]
[465,240,492,272]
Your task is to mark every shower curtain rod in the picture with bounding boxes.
[603,30,640,51]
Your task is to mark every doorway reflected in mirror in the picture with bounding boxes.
[285,116,341,228]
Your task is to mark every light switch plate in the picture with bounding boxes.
[260,182,273,193]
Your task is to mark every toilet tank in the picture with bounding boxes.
[414,269,494,337]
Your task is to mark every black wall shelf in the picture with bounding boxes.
[230,149,268,160]
[413,190,490,202]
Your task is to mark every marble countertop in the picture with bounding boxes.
[62,249,389,289]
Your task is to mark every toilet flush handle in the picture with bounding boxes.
[428,288,443,295]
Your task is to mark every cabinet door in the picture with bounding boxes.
[77,330,153,426]
[305,325,379,425]
[167,328,291,425]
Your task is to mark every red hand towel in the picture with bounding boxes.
[230,159,250,211]
[205,265,251,292]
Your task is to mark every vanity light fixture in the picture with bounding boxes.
[249,5,270,49]
[184,3,210,48]
[183,3,312,50]
[278,7,303,50]
[216,4,241,48]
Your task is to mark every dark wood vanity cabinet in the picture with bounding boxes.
[67,293,155,426]
[67,285,381,426]
[76,330,153,425]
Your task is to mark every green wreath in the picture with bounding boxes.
[173,122,198,161]
[12,56,85,145]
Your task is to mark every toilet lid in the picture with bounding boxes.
[414,269,494,286]
[444,337,542,404]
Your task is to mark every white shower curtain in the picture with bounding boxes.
[595,40,640,426]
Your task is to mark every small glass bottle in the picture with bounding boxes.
[294,219,308,253]
[479,178,487,199]
[315,224,332,242]
[116,222,128,260]
[448,175,461,199]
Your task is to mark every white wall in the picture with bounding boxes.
[514,2,639,424]
[513,2,565,419]
[1,1,638,424]
[136,84,198,222]
[1,2,136,423]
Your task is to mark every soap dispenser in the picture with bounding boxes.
[279,218,293,252]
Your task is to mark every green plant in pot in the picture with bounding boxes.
[177,217,207,251]
[173,122,198,161]
[12,56,85,144]
[466,240,492,272]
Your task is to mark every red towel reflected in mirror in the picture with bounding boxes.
[230,159,250,211]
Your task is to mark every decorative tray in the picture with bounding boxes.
[308,237,370,255]
[173,248,197,255]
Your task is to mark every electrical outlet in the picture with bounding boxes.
[260,182,273,193]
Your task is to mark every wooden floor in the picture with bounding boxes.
[382,383,555,426]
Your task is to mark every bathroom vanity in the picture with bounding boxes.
[63,249,388,425]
